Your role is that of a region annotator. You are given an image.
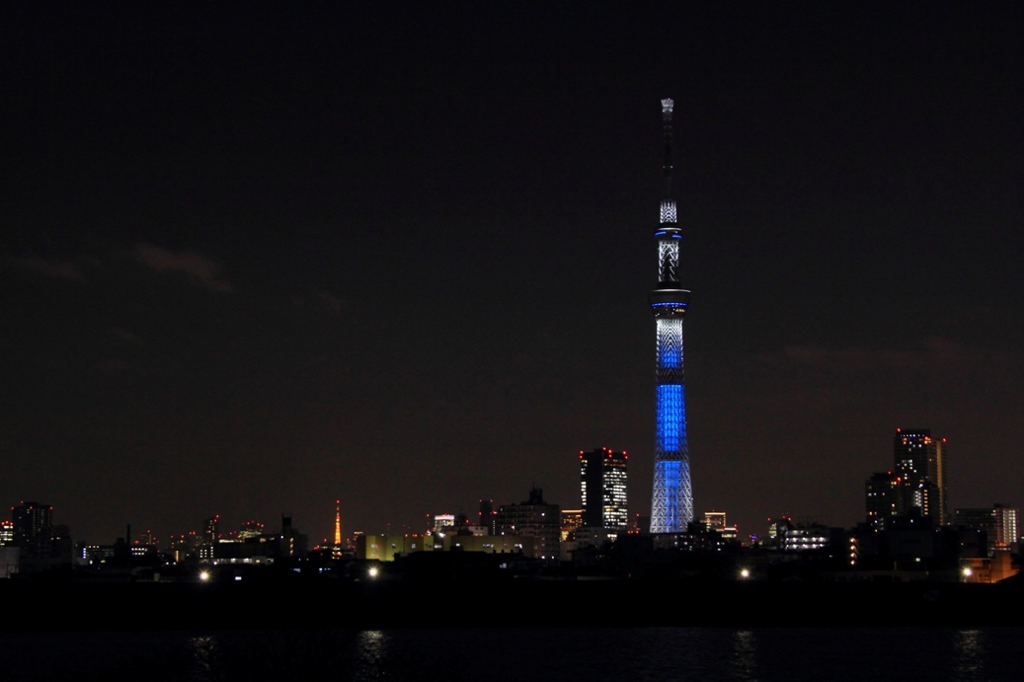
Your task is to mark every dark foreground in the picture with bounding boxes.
[4,578,1023,631]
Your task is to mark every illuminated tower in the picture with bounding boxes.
[649,98,693,533]
[333,499,343,558]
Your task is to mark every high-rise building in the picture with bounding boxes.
[933,437,949,525]
[478,499,497,536]
[12,501,53,559]
[892,428,947,525]
[994,504,1019,553]
[649,98,693,534]
[579,448,628,534]
[203,514,219,545]
[866,471,901,529]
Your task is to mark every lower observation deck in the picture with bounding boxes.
[649,287,690,317]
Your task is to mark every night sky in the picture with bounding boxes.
[3,5,1022,545]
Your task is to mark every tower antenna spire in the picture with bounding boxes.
[662,98,674,198]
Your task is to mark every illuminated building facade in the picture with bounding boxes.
[432,514,455,534]
[239,520,265,540]
[649,98,693,533]
[994,504,1019,553]
[560,509,583,542]
[956,504,1020,555]
[703,511,726,532]
[579,448,628,534]
[893,428,947,524]
[767,516,840,552]
[702,510,738,542]
[357,534,433,561]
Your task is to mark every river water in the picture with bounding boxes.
[2,627,1020,681]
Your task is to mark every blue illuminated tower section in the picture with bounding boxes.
[649,98,693,533]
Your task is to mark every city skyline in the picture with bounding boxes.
[2,5,1022,544]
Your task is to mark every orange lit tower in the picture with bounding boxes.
[332,499,343,558]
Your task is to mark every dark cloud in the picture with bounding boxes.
[784,336,961,372]
[131,243,234,293]
[314,291,346,316]
[111,327,141,344]
[8,255,83,280]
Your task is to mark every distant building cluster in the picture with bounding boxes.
[2,428,1020,584]
[337,429,1021,585]
[0,502,71,577]
[850,428,1020,583]
[866,429,948,528]
[0,504,310,579]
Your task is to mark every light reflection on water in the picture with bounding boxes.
[355,629,389,681]
[730,630,759,682]
[185,629,369,681]
[951,629,986,682]
[0,627,1020,682]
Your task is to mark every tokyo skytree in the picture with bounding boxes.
[648,98,693,533]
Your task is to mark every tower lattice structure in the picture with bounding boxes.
[649,98,693,533]
[333,499,343,558]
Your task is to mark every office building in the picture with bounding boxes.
[703,510,738,542]
[560,509,583,542]
[203,515,219,545]
[478,499,497,536]
[496,488,560,561]
[579,448,628,534]
[432,514,455,534]
[12,501,53,560]
[649,98,694,533]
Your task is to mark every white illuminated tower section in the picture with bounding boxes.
[649,98,693,533]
